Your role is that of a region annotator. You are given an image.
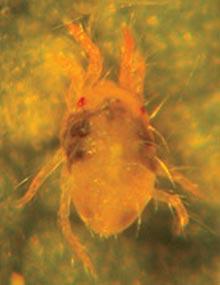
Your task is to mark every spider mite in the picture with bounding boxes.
[16,23,200,277]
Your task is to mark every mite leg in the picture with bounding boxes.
[56,53,85,111]
[59,172,96,277]
[67,23,103,86]
[170,169,204,199]
[16,148,64,208]
[119,26,146,97]
[153,189,189,234]
[155,158,203,199]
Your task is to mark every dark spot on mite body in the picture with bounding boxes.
[102,99,157,172]
[61,100,157,171]
[61,111,91,167]
[66,141,86,163]
[70,118,90,137]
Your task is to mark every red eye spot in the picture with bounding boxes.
[140,106,146,114]
[77,97,86,108]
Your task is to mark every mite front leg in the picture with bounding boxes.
[153,189,189,235]
[119,26,146,97]
[16,148,64,208]
[59,171,96,277]
[56,53,85,111]
[67,23,103,86]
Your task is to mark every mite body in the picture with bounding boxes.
[17,23,198,276]
[61,92,156,236]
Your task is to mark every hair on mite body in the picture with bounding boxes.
[16,23,201,277]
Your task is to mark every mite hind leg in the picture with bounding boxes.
[153,189,189,235]
[170,168,204,199]
[155,157,203,199]
[67,23,103,86]
[119,26,146,97]
[59,170,96,277]
[16,148,64,208]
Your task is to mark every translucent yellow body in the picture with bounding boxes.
[65,82,156,236]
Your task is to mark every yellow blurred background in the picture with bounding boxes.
[0,1,219,284]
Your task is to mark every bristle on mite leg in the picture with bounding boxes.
[149,95,170,120]
[155,156,175,188]
[148,125,169,152]
[153,189,189,234]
